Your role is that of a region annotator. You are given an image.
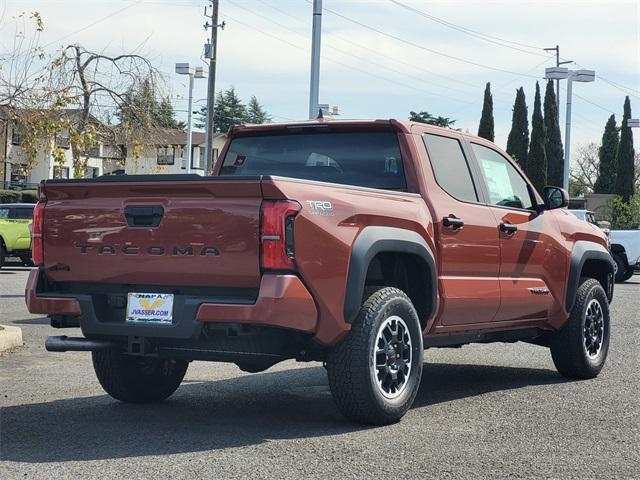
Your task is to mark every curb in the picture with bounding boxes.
[0,325,23,352]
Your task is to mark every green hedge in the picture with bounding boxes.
[0,190,22,203]
[19,190,38,203]
[0,189,38,203]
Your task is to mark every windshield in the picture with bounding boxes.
[219,131,406,190]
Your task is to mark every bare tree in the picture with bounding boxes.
[0,12,46,107]
[570,143,599,196]
[42,44,160,176]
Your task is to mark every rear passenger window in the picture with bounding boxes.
[423,134,478,202]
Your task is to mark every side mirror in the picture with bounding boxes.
[542,186,569,210]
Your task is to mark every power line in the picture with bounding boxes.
[226,0,479,105]
[40,1,142,50]
[573,93,616,115]
[222,11,482,107]
[563,59,640,99]
[388,0,551,58]
[305,0,542,79]
[254,0,506,98]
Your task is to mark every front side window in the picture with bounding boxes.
[220,131,406,190]
[423,134,478,202]
[471,143,534,210]
[157,146,175,165]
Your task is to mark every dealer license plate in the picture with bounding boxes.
[126,293,174,324]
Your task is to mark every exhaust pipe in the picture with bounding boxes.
[45,335,117,352]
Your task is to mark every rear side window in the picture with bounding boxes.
[10,207,34,220]
[0,208,9,219]
[219,131,406,190]
[423,134,478,202]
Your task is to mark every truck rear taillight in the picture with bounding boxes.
[260,200,301,271]
[31,200,45,265]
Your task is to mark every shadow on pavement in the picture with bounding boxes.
[0,362,563,463]
[10,317,50,325]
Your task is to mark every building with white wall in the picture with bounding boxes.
[120,129,227,176]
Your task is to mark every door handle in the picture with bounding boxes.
[442,216,464,230]
[499,222,518,234]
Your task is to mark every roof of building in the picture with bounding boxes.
[111,127,226,146]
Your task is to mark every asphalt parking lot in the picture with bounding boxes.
[1,267,639,479]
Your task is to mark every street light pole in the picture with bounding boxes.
[176,63,206,174]
[563,69,596,190]
[563,76,573,191]
[185,72,195,174]
[308,0,322,119]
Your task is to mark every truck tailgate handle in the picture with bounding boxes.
[124,206,164,227]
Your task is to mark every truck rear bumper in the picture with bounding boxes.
[25,269,317,338]
[196,275,317,332]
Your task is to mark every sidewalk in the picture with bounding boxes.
[0,325,23,352]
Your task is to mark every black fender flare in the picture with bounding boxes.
[343,226,437,323]
[566,240,614,311]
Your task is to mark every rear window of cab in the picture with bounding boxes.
[219,131,407,190]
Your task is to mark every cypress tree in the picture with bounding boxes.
[477,82,494,141]
[527,82,547,192]
[543,80,564,187]
[593,115,619,194]
[615,96,636,202]
[506,87,529,170]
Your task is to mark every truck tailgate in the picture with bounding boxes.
[41,177,263,289]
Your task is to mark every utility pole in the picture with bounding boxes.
[308,0,322,119]
[203,1,223,174]
[544,45,572,122]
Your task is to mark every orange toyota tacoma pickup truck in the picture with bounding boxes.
[25,119,614,425]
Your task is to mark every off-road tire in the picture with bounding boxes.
[326,287,423,425]
[550,278,610,379]
[612,253,627,283]
[92,349,188,403]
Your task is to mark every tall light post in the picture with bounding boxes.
[176,63,206,174]
[308,0,322,119]
[545,67,595,191]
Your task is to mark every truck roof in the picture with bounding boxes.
[229,118,476,137]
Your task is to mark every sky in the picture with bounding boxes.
[1,0,639,163]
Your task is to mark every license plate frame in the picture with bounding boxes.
[126,293,174,324]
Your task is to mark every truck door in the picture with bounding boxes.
[468,142,565,322]
[420,132,501,327]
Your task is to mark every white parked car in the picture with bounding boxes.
[570,209,638,282]
[570,209,601,227]
[608,230,640,282]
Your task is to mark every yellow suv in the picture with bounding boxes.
[0,203,34,268]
